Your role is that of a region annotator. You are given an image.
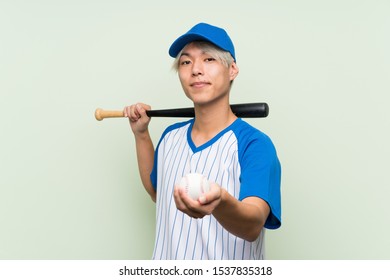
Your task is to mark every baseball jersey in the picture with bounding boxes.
[150,118,281,260]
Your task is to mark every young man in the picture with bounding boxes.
[124,23,281,260]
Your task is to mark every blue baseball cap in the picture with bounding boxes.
[169,22,236,61]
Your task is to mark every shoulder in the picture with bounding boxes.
[231,119,275,148]
[230,119,279,167]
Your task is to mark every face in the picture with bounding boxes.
[177,43,239,106]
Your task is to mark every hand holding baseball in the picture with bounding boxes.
[174,173,223,219]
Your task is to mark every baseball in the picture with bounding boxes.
[178,173,210,200]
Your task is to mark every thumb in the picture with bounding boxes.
[199,182,222,205]
[199,195,207,204]
[136,103,151,119]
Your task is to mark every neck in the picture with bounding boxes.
[191,98,237,146]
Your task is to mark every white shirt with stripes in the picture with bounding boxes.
[150,118,281,260]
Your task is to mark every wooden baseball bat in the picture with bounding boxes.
[95,102,269,121]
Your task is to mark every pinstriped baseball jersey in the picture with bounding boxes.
[150,118,281,260]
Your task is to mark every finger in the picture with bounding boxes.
[129,105,141,122]
[182,196,208,218]
[173,186,186,210]
[174,186,205,219]
[123,106,131,118]
[198,183,221,205]
[136,104,152,123]
[123,105,137,121]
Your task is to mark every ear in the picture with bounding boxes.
[229,62,239,81]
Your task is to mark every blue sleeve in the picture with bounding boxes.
[150,128,166,192]
[150,151,158,191]
[238,130,282,230]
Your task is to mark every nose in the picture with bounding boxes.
[191,60,204,76]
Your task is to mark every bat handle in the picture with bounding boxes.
[95,108,124,121]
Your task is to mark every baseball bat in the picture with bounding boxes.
[95,102,269,121]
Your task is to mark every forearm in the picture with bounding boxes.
[134,130,156,202]
[174,183,270,241]
[212,190,269,241]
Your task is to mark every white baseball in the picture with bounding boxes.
[178,173,210,200]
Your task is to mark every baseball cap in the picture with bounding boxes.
[169,22,236,61]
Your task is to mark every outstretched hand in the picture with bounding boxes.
[174,182,224,219]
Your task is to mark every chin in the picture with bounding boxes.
[191,98,212,107]
[185,94,209,105]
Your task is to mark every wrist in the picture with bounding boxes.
[213,188,229,214]
[134,130,151,141]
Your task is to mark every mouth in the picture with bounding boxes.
[190,81,211,88]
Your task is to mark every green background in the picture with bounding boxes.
[1,0,389,259]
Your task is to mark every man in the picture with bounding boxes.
[124,22,281,260]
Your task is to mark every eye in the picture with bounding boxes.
[180,60,191,66]
[205,57,216,62]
